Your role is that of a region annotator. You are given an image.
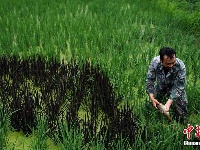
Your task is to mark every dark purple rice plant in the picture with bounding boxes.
[0,55,142,147]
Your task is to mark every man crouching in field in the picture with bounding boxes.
[146,47,188,123]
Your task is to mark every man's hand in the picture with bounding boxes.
[149,93,161,109]
[151,98,161,109]
[164,99,173,112]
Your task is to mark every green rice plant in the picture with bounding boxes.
[109,134,131,150]
[0,0,200,149]
[30,114,49,150]
[0,104,8,149]
[56,120,83,150]
[83,135,107,150]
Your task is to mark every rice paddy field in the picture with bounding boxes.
[0,0,200,149]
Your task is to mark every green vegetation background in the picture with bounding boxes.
[0,0,199,149]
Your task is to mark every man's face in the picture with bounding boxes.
[161,55,176,70]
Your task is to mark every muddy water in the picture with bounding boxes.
[6,131,59,150]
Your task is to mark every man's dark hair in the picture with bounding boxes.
[159,47,176,61]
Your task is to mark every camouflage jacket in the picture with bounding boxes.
[146,56,187,101]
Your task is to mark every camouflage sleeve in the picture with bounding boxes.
[169,65,186,101]
[146,59,156,94]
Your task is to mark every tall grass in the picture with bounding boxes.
[0,104,8,149]
[55,120,83,150]
[30,114,49,150]
[0,0,200,149]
